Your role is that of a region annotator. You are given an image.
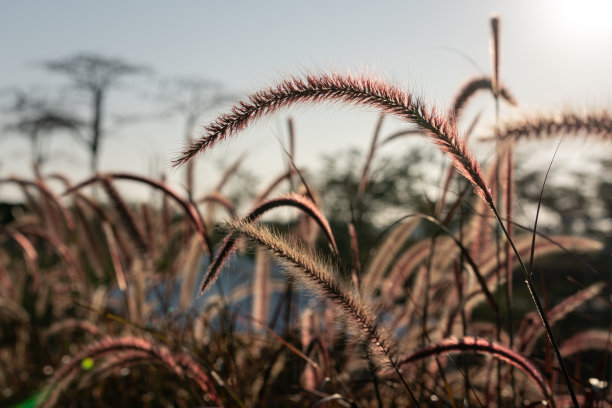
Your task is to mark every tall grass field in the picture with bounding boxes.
[0,15,610,408]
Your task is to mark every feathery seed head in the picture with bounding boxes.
[174,71,493,207]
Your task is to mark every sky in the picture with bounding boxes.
[1,0,611,202]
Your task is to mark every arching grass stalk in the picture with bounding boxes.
[395,336,553,404]
[63,172,214,262]
[225,219,421,407]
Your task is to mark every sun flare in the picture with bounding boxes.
[554,0,612,40]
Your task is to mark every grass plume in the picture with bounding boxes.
[224,219,420,405]
[173,71,493,206]
[491,110,612,142]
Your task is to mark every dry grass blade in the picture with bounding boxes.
[312,393,357,408]
[197,191,236,218]
[45,172,72,189]
[102,221,127,291]
[239,312,320,371]
[409,214,500,314]
[71,199,105,279]
[528,139,562,278]
[362,217,419,293]
[30,177,76,231]
[0,225,40,290]
[44,318,101,338]
[518,282,606,353]
[357,114,384,200]
[99,176,150,256]
[173,71,493,207]
[213,154,245,192]
[64,172,213,259]
[252,246,271,325]
[203,280,287,307]
[464,234,603,316]
[286,117,296,184]
[38,336,221,407]
[18,224,86,293]
[503,146,515,345]
[477,234,603,282]
[348,223,361,291]
[515,139,580,408]
[394,336,552,403]
[546,282,606,322]
[179,234,206,310]
[72,192,132,263]
[0,176,75,232]
[558,330,612,357]
[205,155,245,223]
[379,128,423,146]
[510,220,605,277]
[254,167,301,203]
[0,261,14,297]
[141,203,156,258]
[381,240,431,303]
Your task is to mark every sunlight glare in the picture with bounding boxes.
[553,0,612,41]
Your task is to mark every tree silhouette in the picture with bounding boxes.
[4,90,81,169]
[43,53,147,173]
[318,147,433,264]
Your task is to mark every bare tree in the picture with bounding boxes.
[4,90,81,169]
[44,53,147,174]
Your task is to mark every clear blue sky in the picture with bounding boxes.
[1,1,611,200]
